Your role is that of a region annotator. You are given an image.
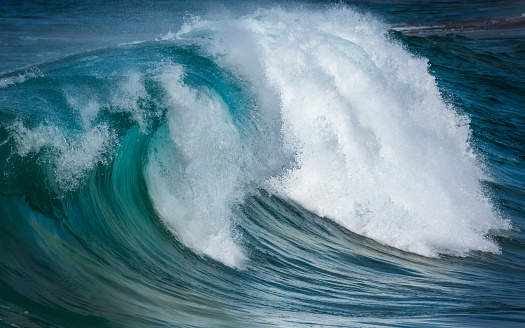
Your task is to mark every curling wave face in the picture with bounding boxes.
[2,5,524,327]
[155,7,510,262]
[2,7,510,269]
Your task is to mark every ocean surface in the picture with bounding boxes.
[1,1,524,327]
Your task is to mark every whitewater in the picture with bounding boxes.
[1,2,524,327]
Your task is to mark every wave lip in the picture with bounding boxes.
[144,64,250,268]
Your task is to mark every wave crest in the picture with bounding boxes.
[173,7,510,258]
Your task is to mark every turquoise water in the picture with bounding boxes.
[1,1,524,327]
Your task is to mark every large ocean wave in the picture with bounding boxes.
[0,5,521,328]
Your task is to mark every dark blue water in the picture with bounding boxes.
[1,1,524,327]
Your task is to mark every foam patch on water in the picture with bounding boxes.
[175,6,510,257]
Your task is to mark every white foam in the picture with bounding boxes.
[0,70,41,88]
[173,6,510,258]
[109,72,157,131]
[9,70,159,191]
[144,64,248,267]
[10,120,116,191]
[66,96,101,127]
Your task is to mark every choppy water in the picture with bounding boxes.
[1,1,524,327]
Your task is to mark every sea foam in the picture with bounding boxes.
[171,6,510,259]
[145,64,249,267]
[13,6,508,266]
